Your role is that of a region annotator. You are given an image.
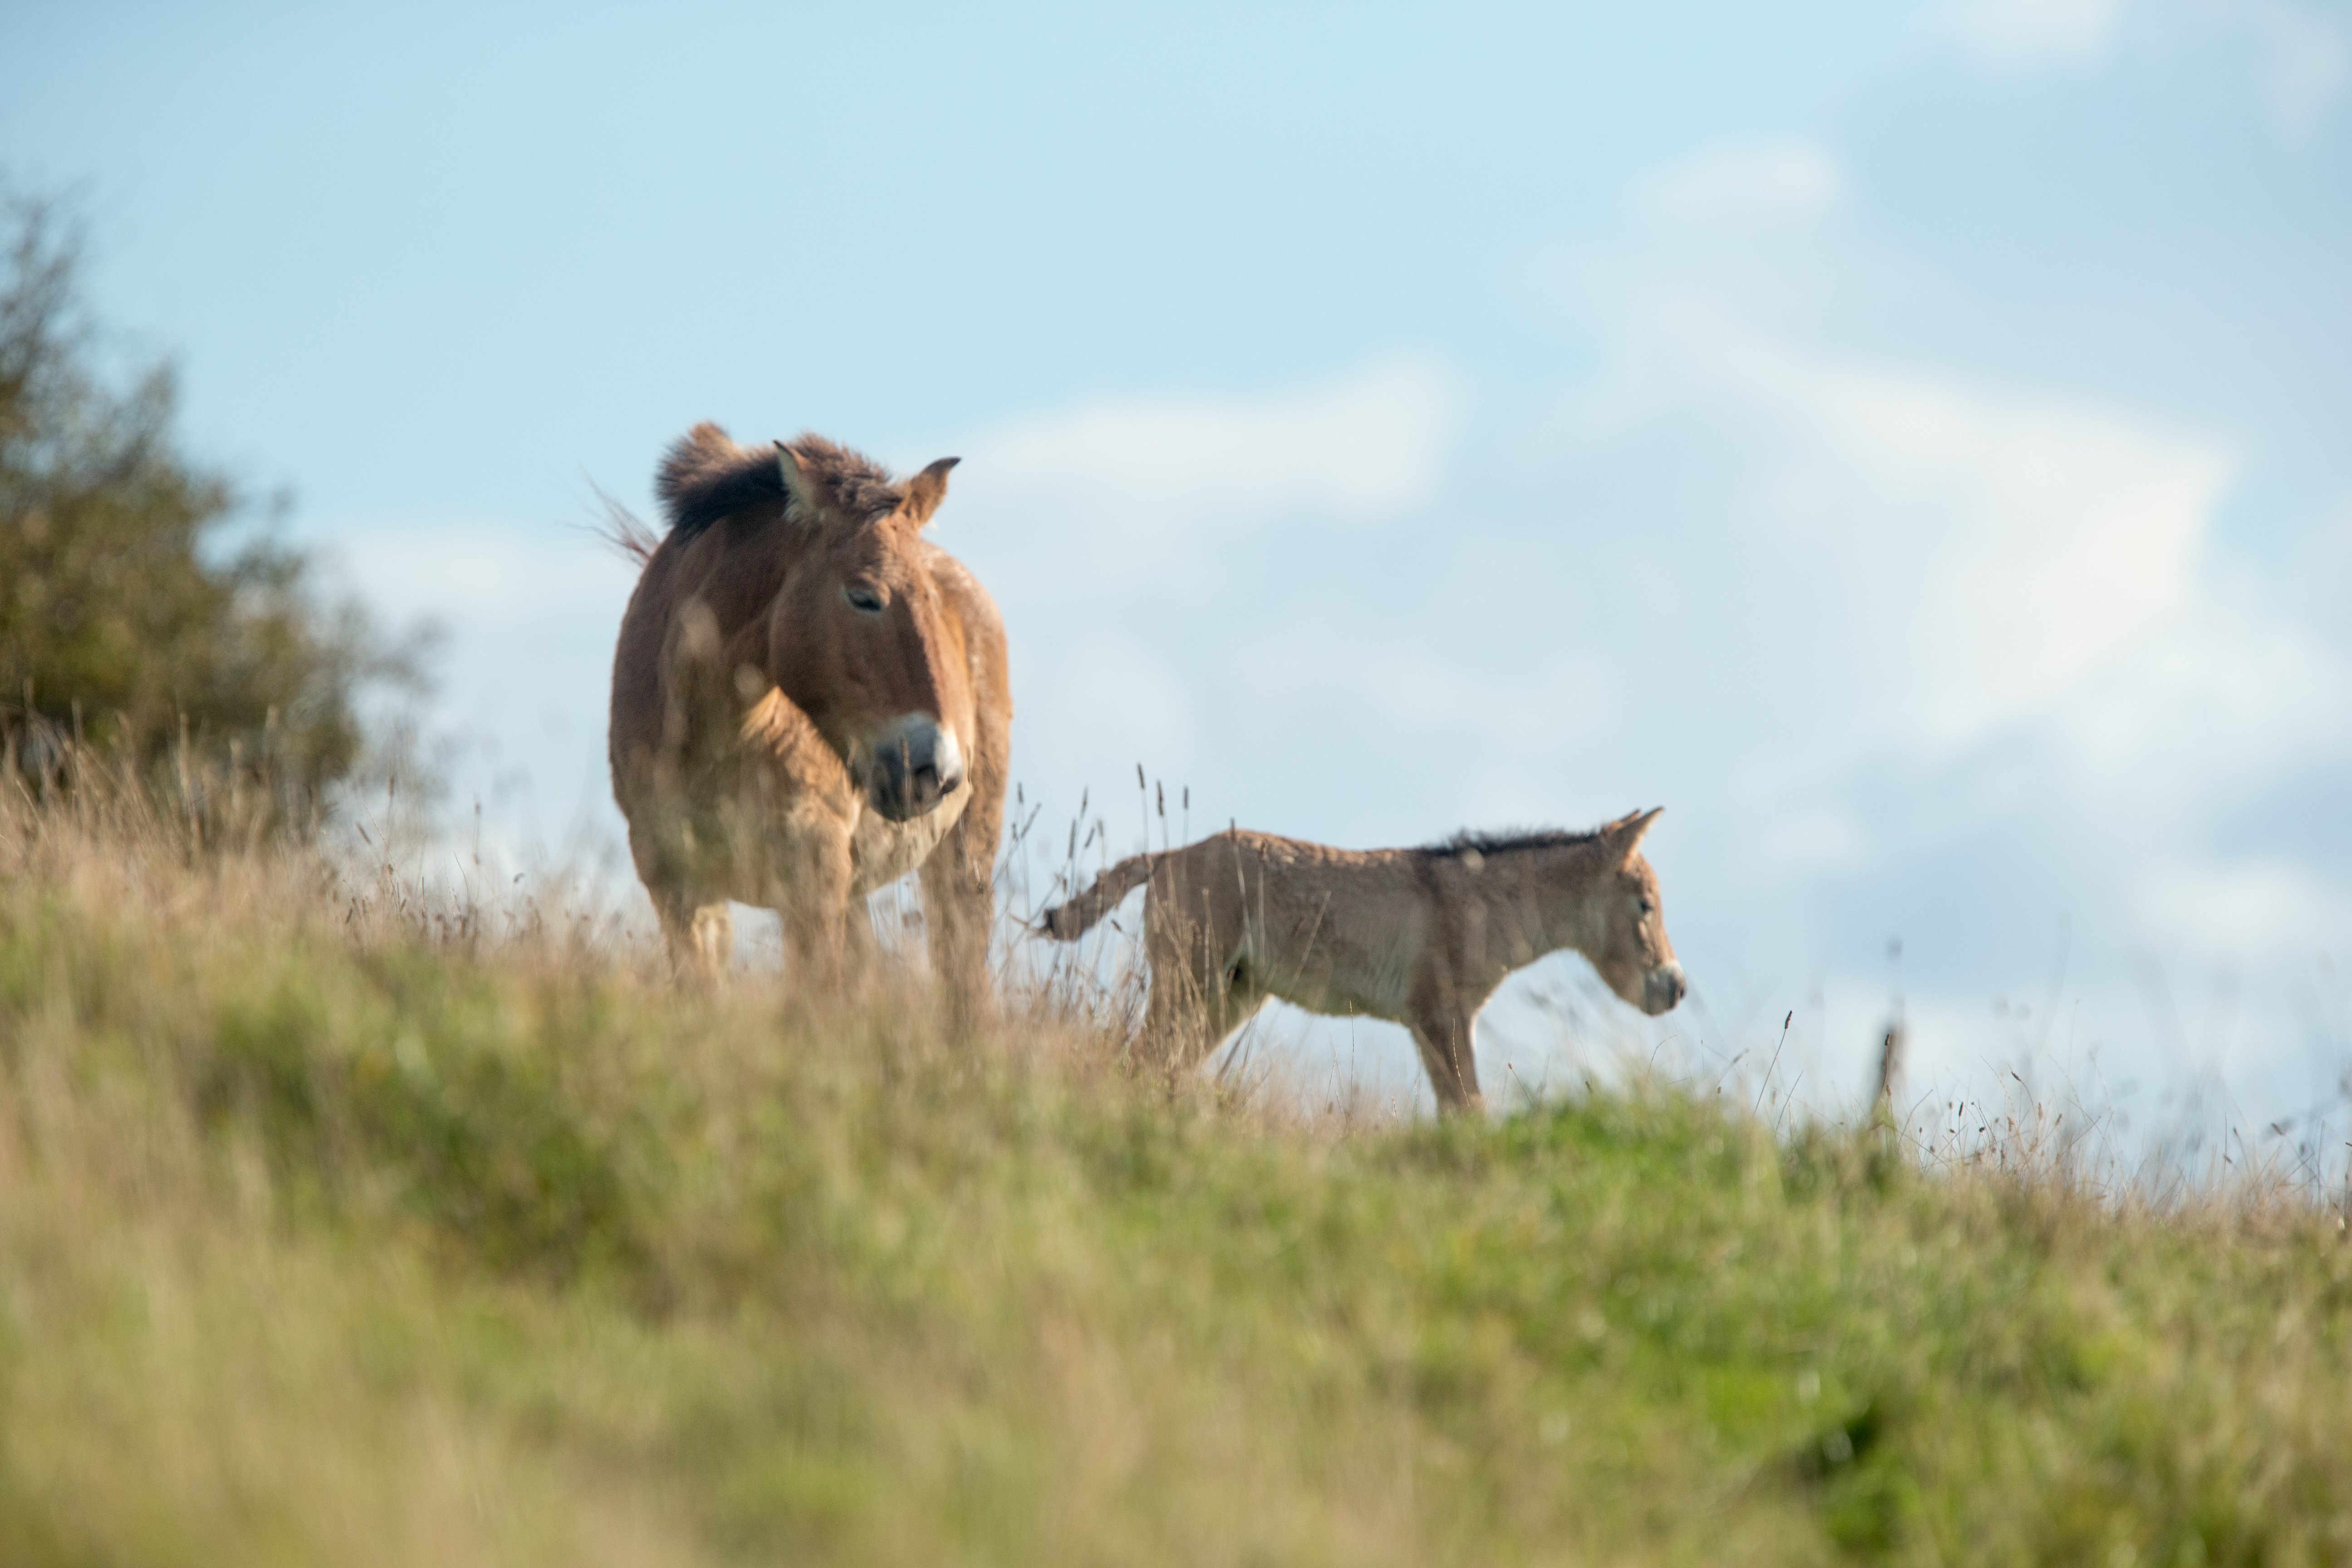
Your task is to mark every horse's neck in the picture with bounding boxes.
[689,518,799,643]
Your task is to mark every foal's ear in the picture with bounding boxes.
[1607,807,1664,859]
[904,456,960,526]
[774,441,823,523]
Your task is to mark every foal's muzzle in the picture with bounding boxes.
[1642,961,1688,1015]
[866,715,966,822]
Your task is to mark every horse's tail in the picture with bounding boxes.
[592,486,662,570]
[1036,853,1160,941]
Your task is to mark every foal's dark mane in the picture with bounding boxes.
[1425,825,1604,858]
[656,422,906,540]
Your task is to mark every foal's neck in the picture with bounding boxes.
[1464,840,1612,963]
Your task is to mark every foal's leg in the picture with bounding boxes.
[1136,975,1198,1076]
[1199,989,1272,1093]
[1406,995,1485,1115]
[1137,878,1251,1078]
[1133,895,1200,1073]
[1143,958,1264,1086]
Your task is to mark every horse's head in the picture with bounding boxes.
[1587,808,1686,1016]
[766,438,973,823]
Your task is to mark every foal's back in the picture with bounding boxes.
[1152,830,1436,1021]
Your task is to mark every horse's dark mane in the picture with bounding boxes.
[655,423,780,538]
[783,433,908,522]
[655,422,905,539]
[1425,825,1603,858]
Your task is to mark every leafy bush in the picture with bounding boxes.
[0,186,421,826]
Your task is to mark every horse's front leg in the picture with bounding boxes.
[647,881,731,985]
[920,812,997,1034]
[839,893,880,988]
[775,824,856,996]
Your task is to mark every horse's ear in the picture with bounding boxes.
[904,456,959,526]
[1608,807,1663,860]
[774,441,822,523]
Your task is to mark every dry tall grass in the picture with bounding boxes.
[4,760,2351,1566]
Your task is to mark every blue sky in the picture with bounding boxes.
[7,0,2349,1133]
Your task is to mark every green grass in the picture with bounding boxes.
[4,801,2351,1565]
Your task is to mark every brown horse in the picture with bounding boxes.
[1037,811,1685,1112]
[609,424,1011,1010]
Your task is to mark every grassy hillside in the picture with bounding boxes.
[3,789,2350,1566]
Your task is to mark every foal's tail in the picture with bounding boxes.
[1035,854,1160,941]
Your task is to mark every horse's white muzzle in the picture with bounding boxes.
[862,714,966,822]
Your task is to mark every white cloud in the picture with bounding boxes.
[338,524,632,621]
[1942,0,2345,127]
[1566,311,2234,755]
[1036,635,1196,786]
[1737,341,2227,743]
[1946,0,2130,68]
[2043,588,2348,822]
[1641,145,1846,227]
[2138,858,2352,965]
[1521,126,2352,1119]
[330,521,641,863]
[935,361,1471,858]
[959,361,1458,588]
[2251,0,2347,130]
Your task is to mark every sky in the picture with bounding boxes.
[6,0,2349,1140]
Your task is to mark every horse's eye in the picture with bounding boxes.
[1638,898,1656,917]
[843,583,885,615]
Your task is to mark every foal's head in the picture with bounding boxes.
[1581,808,1687,1016]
